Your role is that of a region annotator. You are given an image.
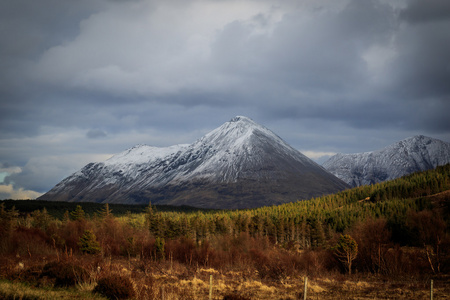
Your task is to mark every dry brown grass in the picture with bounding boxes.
[1,253,449,300]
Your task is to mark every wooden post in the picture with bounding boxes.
[160,286,165,300]
[209,275,213,300]
[303,276,308,300]
[430,279,433,300]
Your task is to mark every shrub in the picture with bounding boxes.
[297,249,331,277]
[10,226,54,257]
[8,265,42,285]
[93,274,135,299]
[250,248,286,281]
[41,261,89,287]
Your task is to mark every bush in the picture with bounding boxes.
[250,248,287,281]
[8,265,42,285]
[93,274,135,299]
[41,261,88,287]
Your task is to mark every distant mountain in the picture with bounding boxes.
[38,116,348,209]
[323,135,450,187]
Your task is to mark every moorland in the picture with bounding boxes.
[1,165,450,299]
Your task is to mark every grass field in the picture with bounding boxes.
[1,255,449,300]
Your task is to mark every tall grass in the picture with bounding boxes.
[0,279,107,299]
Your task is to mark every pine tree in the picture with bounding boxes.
[154,237,165,260]
[70,205,86,221]
[78,229,101,254]
[32,208,51,230]
[310,218,325,249]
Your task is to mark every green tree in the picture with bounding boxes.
[334,234,358,275]
[0,204,18,249]
[32,208,52,230]
[78,229,101,254]
[310,218,326,248]
[70,205,86,221]
[154,237,165,260]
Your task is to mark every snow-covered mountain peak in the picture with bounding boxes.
[230,115,254,123]
[218,116,260,133]
[39,116,349,209]
[323,135,450,187]
[200,116,285,147]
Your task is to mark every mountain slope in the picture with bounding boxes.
[323,135,450,187]
[39,116,349,209]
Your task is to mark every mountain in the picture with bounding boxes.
[323,135,450,187]
[38,116,348,209]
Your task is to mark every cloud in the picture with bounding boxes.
[29,0,272,97]
[4,153,112,193]
[87,129,107,139]
[400,0,450,23]
[27,0,396,101]
[6,0,447,135]
[1,0,450,198]
[302,151,337,164]
[0,184,42,200]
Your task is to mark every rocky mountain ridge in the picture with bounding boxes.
[323,135,450,187]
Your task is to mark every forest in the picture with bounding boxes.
[1,164,450,299]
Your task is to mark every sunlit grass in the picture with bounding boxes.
[0,279,107,300]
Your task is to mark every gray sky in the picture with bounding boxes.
[1,0,450,199]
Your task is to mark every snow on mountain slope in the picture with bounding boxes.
[323,135,450,187]
[169,116,315,182]
[39,116,349,209]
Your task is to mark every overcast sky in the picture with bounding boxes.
[1,0,450,199]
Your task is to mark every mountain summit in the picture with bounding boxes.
[39,116,348,209]
[323,135,450,187]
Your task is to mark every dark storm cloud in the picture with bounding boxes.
[1,0,450,198]
[387,22,450,100]
[0,0,116,58]
[400,0,450,24]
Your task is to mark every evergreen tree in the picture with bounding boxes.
[70,205,86,221]
[310,218,325,249]
[32,208,52,230]
[154,237,165,260]
[78,229,101,254]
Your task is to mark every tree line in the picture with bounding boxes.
[1,164,449,277]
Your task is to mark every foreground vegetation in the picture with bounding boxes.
[1,164,450,299]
